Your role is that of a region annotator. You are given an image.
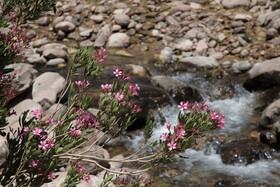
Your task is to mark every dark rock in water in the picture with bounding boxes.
[218,139,272,165]
[243,57,280,91]
[260,130,279,148]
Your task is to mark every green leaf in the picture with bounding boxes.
[144,120,155,143]
[100,174,114,187]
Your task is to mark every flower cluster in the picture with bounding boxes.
[113,67,131,81]
[71,162,91,182]
[0,23,29,57]
[75,80,90,90]
[0,72,16,103]
[92,47,108,63]
[210,111,225,129]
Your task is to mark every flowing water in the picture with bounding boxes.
[123,72,280,186]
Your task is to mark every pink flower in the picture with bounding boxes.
[167,140,177,151]
[160,133,169,141]
[75,81,90,89]
[178,101,191,111]
[44,117,54,124]
[23,126,29,136]
[83,173,90,182]
[31,109,43,118]
[29,160,40,168]
[175,128,185,140]
[48,171,56,180]
[32,127,43,136]
[38,140,48,151]
[93,47,108,63]
[101,84,112,92]
[75,81,83,87]
[57,120,63,126]
[165,122,171,131]
[131,104,142,113]
[47,139,55,148]
[70,128,82,137]
[113,67,123,77]
[128,84,140,96]
[115,92,125,101]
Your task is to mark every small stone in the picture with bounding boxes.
[175,39,193,51]
[107,33,130,48]
[37,16,50,26]
[217,33,226,42]
[190,2,202,9]
[166,16,180,27]
[160,47,173,64]
[46,58,65,66]
[115,2,128,9]
[33,37,50,48]
[234,13,253,21]
[222,0,250,9]
[57,30,66,40]
[112,25,121,32]
[43,48,68,61]
[90,14,104,23]
[80,40,94,48]
[27,55,47,64]
[53,16,64,27]
[135,23,143,31]
[180,56,219,68]
[195,40,208,55]
[54,21,75,33]
[114,14,130,27]
[240,49,249,57]
[80,29,93,37]
[232,61,251,73]
[26,30,36,39]
[209,52,224,60]
[94,24,111,47]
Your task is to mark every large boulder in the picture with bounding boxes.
[32,72,66,107]
[243,57,280,91]
[222,0,251,9]
[218,139,272,165]
[5,63,38,97]
[107,33,130,48]
[256,9,280,27]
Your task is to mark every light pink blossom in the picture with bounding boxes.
[83,173,90,182]
[115,92,125,101]
[32,127,43,136]
[160,133,169,141]
[31,109,43,118]
[167,140,177,151]
[101,84,112,92]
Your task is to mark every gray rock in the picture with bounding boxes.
[107,33,130,48]
[32,72,66,105]
[94,24,111,47]
[38,43,68,54]
[160,47,173,64]
[195,40,208,55]
[175,39,193,51]
[125,64,150,77]
[180,56,219,68]
[52,16,65,27]
[90,14,104,23]
[115,2,128,9]
[43,48,68,61]
[109,154,124,170]
[261,99,280,126]
[114,14,130,27]
[256,9,280,27]
[80,40,94,48]
[37,16,50,26]
[54,21,75,33]
[166,16,180,27]
[32,37,50,48]
[26,30,37,39]
[27,54,47,64]
[209,52,224,60]
[244,57,280,90]
[0,136,8,166]
[273,19,280,30]
[6,99,42,127]
[185,28,200,38]
[217,33,226,42]
[234,13,253,21]
[232,61,251,73]
[46,58,65,66]
[5,63,38,96]
[57,30,66,40]
[222,0,250,9]
[80,29,93,37]
[42,103,68,121]
[112,25,121,32]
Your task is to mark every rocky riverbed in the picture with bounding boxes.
[3,0,280,186]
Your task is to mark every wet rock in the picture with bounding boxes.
[222,0,250,9]
[151,75,202,103]
[260,130,278,147]
[90,14,104,23]
[80,29,93,38]
[266,28,278,40]
[32,37,50,48]
[54,21,75,33]
[32,72,66,106]
[5,63,38,97]
[46,58,65,66]
[37,43,68,54]
[261,99,280,126]
[175,39,193,51]
[195,39,208,55]
[94,24,111,47]
[232,61,251,73]
[109,154,124,170]
[37,16,50,26]
[114,14,130,27]
[218,139,272,165]
[107,33,130,48]
[125,64,150,77]
[244,57,280,91]
[160,47,173,64]
[180,56,219,68]
[43,48,68,61]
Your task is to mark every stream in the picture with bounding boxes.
[121,71,280,186]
